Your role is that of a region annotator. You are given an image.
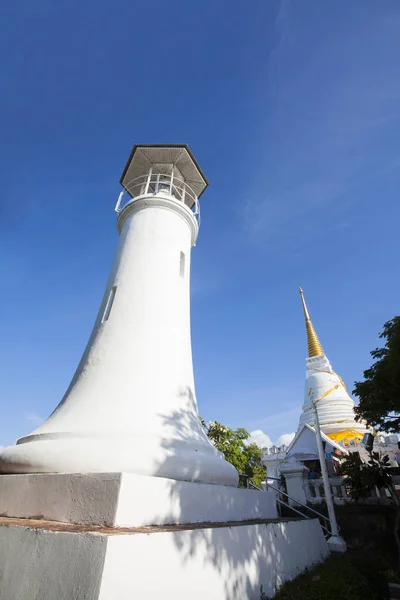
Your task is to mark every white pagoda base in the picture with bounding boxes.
[0,473,329,599]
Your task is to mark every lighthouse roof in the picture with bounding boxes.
[120,144,209,202]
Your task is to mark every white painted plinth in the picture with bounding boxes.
[327,535,347,553]
[0,518,329,600]
[280,457,309,507]
[0,472,277,527]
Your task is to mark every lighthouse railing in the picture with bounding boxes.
[115,174,200,224]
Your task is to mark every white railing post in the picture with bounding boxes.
[280,457,309,507]
[144,167,153,194]
[115,190,125,213]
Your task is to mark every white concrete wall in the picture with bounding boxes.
[0,472,277,527]
[115,474,277,526]
[0,519,329,600]
[0,525,107,600]
[102,519,328,600]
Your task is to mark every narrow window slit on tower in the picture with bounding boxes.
[180,251,185,278]
[102,286,117,322]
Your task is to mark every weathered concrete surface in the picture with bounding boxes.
[0,517,329,600]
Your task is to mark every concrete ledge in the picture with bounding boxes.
[0,472,277,527]
[0,515,299,535]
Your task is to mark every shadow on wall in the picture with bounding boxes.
[148,386,325,600]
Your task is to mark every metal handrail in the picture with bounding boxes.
[265,482,334,536]
[266,483,331,522]
[239,474,333,538]
[248,481,263,492]
[275,498,330,537]
[239,473,263,492]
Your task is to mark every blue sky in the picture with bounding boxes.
[1,1,400,448]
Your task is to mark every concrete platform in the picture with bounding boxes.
[0,472,277,527]
[0,516,329,600]
[0,473,329,598]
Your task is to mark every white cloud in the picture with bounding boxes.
[247,429,296,450]
[247,430,273,449]
[276,432,296,447]
[24,412,43,426]
[246,403,302,444]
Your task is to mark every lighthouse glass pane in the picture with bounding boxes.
[102,286,117,323]
[147,179,157,194]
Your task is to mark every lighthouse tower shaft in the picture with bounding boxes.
[0,145,238,487]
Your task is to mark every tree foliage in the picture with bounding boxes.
[202,420,266,488]
[337,451,393,502]
[353,317,400,432]
[338,448,400,571]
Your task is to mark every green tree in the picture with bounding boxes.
[241,441,266,489]
[337,451,393,503]
[338,449,400,571]
[354,317,400,432]
[202,420,266,488]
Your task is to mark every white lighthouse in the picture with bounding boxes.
[0,144,238,486]
[0,146,329,600]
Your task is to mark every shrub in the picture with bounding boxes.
[264,553,389,600]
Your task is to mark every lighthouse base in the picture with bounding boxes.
[0,516,328,599]
[0,473,328,598]
[0,472,277,527]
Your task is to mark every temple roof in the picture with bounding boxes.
[287,423,350,456]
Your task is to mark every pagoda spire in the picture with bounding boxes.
[299,287,324,358]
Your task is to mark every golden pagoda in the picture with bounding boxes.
[298,288,368,443]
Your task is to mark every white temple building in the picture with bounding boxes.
[263,288,371,488]
[262,289,400,509]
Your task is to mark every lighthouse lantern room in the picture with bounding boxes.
[115,144,208,219]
